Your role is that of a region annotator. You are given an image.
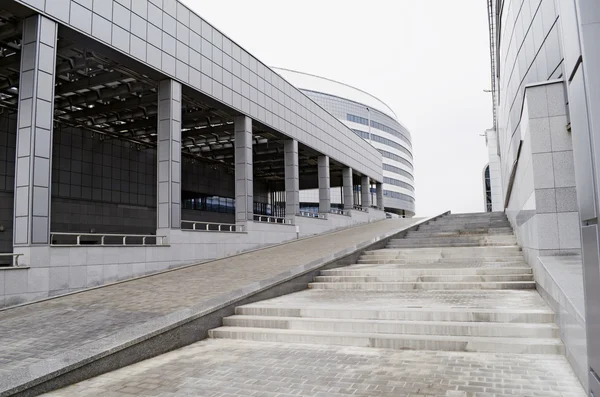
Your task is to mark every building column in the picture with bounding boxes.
[361,176,371,208]
[235,116,253,223]
[342,167,354,210]
[13,15,58,246]
[376,182,384,210]
[318,155,330,213]
[157,80,182,230]
[284,139,299,219]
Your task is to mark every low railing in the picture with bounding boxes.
[297,211,327,219]
[0,253,24,267]
[329,208,350,216]
[253,214,293,224]
[50,232,168,246]
[353,205,369,213]
[181,220,245,232]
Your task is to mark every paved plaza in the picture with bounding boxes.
[0,218,417,383]
[38,213,587,396]
[44,339,585,397]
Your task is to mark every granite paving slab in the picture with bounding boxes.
[0,218,419,394]
[43,339,586,397]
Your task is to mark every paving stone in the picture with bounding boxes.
[0,218,417,379]
[43,339,585,397]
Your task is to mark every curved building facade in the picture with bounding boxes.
[274,68,415,217]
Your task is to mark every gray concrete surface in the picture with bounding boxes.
[43,339,585,397]
[0,218,418,392]
[40,212,587,396]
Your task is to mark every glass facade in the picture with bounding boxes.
[274,68,415,216]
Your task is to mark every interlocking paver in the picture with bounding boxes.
[43,339,585,397]
[0,219,417,379]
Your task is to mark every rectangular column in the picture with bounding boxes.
[361,176,371,208]
[157,80,182,230]
[13,15,58,246]
[342,167,354,210]
[318,155,330,213]
[376,182,384,210]
[235,116,253,223]
[284,139,299,219]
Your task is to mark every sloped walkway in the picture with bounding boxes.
[0,218,418,394]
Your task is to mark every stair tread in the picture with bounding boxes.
[225,315,559,328]
[211,326,563,345]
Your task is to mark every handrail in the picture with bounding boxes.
[50,232,168,246]
[181,220,245,232]
[0,253,24,267]
[329,208,350,216]
[253,214,293,224]
[297,211,327,219]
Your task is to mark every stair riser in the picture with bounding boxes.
[314,275,534,283]
[234,308,556,323]
[222,318,559,338]
[321,268,532,276]
[365,247,522,254]
[399,235,516,241]
[417,226,511,232]
[386,240,517,249]
[356,260,525,265]
[209,330,563,355]
[308,282,536,291]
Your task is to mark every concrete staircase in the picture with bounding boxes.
[210,212,564,355]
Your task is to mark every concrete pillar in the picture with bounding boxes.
[284,140,299,219]
[235,116,253,223]
[342,167,353,210]
[13,15,58,246]
[157,80,182,230]
[361,176,371,208]
[318,155,330,213]
[376,182,384,210]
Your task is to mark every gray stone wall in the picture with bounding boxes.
[0,112,16,254]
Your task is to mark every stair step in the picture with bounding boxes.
[209,327,564,355]
[309,281,536,291]
[387,242,518,248]
[321,267,533,276]
[222,316,560,338]
[235,305,556,323]
[314,274,534,283]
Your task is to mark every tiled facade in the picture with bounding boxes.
[13,0,382,181]
[488,0,600,391]
[0,0,388,307]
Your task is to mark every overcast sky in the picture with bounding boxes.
[181,0,493,217]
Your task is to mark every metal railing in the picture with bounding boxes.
[353,205,369,213]
[50,232,168,246]
[297,211,327,219]
[329,208,350,216]
[253,214,293,224]
[181,220,245,232]
[0,253,24,267]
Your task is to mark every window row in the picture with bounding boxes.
[347,114,412,147]
[351,129,413,159]
[383,164,414,181]
[182,193,235,214]
[384,190,415,203]
[384,177,415,192]
[380,149,413,170]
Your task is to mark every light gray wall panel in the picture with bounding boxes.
[13,0,383,182]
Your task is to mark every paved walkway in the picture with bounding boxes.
[44,339,585,397]
[0,218,417,380]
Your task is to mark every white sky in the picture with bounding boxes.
[181,0,493,217]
